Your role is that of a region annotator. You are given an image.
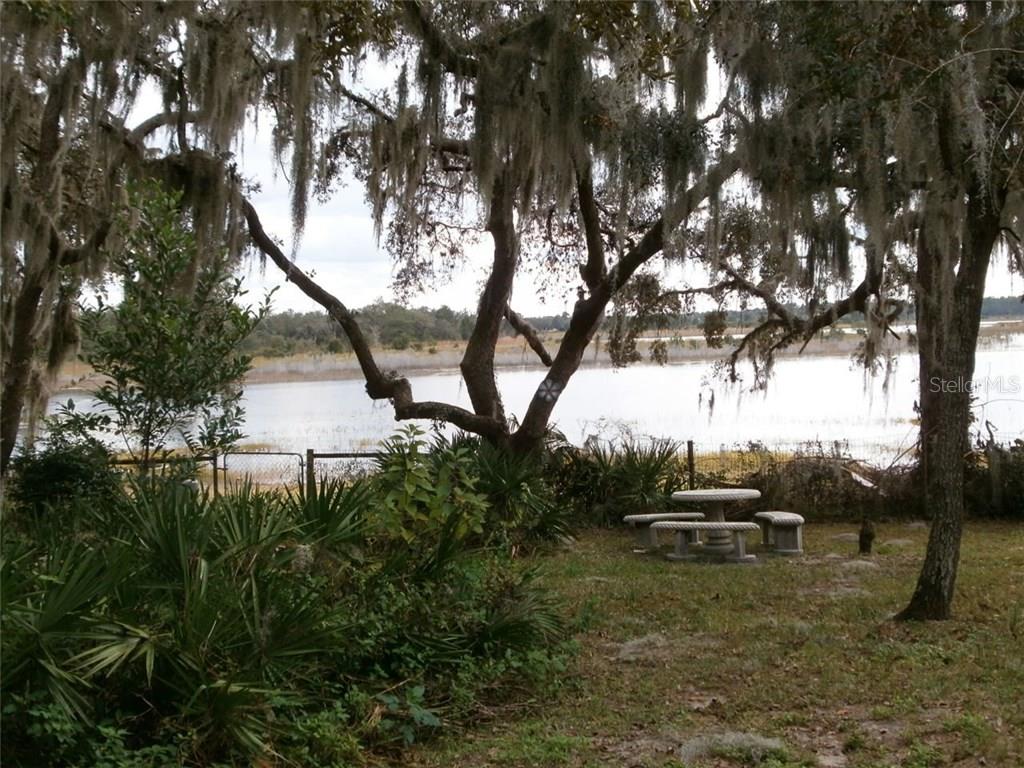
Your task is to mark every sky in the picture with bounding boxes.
[130,74,1021,319]
[237,120,1021,317]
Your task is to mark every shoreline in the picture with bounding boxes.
[55,318,1024,392]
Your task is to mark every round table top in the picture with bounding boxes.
[671,488,761,503]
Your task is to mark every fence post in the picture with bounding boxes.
[687,440,695,490]
[306,448,316,498]
[211,451,219,498]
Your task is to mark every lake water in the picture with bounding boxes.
[49,333,1023,462]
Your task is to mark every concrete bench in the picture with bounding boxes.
[622,512,705,552]
[651,521,760,563]
[753,511,805,555]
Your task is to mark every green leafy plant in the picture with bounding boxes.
[1,437,570,766]
[65,183,270,469]
[6,439,120,523]
[373,426,488,545]
[544,434,685,526]
[459,436,574,549]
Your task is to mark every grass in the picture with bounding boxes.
[408,521,1024,767]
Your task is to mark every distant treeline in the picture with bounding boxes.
[239,296,1023,357]
[240,302,576,357]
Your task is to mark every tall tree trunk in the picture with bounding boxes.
[0,270,46,473]
[1,65,75,474]
[460,168,516,430]
[897,190,1000,621]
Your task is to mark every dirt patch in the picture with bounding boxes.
[831,533,861,542]
[786,726,849,768]
[613,633,671,663]
[678,731,787,763]
[680,687,727,713]
[595,729,682,767]
[839,558,881,572]
[826,585,870,598]
[881,538,915,548]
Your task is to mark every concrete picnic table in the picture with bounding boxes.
[670,488,761,554]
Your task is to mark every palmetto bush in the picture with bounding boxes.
[1,439,569,766]
[402,428,576,552]
[544,434,685,526]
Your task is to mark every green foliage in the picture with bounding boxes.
[1,429,571,766]
[6,418,121,519]
[472,439,574,548]
[68,184,269,466]
[373,426,489,545]
[545,434,685,526]
[943,712,994,758]
[902,741,943,768]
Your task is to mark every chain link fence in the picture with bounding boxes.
[211,450,382,490]
[108,438,917,501]
[306,453,381,483]
[218,452,304,489]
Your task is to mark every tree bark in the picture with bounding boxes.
[460,169,517,426]
[896,188,1001,621]
[242,200,507,442]
[0,268,46,473]
[0,66,73,474]
[510,154,739,452]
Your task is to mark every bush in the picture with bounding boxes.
[1,432,571,766]
[748,456,880,519]
[6,418,122,522]
[544,434,685,526]
[965,438,1024,518]
[7,443,119,518]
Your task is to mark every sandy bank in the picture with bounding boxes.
[55,318,1024,391]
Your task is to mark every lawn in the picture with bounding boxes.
[409,522,1024,768]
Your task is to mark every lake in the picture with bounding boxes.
[49,333,1023,462]
[230,334,1024,460]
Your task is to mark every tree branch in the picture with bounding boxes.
[609,152,740,290]
[460,168,517,422]
[511,154,742,450]
[574,157,606,291]
[242,199,506,439]
[718,257,904,384]
[504,306,553,366]
[336,87,472,157]
[401,0,479,78]
[54,219,112,266]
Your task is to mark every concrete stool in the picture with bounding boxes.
[753,511,805,555]
[622,512,705,552]
[651,521,760,563]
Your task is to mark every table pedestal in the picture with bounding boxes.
[702,502,734,554]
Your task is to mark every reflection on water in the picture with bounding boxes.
[50,339,1023,460]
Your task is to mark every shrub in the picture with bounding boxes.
[68,184,269,468]
[7,442,120,520]
[749,456,879,519]
[461,436,574,549]
[1,432,571,766]
[6,413,122,526]
[965,438,1024,518]
[544,434,684,526]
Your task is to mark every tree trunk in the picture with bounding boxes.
[896,190,1000,621]
[0,264,48,474]
[460,169,516,428]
